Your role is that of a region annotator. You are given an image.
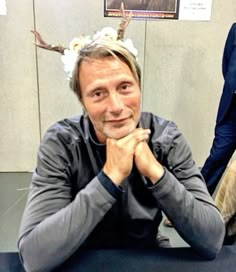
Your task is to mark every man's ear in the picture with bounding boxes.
[83,109,88,117]
[78,98,87,116]
[80,103,88,117]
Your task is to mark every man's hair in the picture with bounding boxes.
[70,40,141,101]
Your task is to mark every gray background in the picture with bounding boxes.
[1,0,236,171]
[1,0,235,172]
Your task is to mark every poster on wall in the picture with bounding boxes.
[104,0,179,20]
[104,0,212,21]
[0,0,6,15]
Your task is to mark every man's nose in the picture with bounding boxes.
[107,92,124,114]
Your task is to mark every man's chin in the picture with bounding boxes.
[105,126,136,140]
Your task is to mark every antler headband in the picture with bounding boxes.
[31,3,137,79]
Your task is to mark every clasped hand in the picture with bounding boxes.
[103,128,164,186]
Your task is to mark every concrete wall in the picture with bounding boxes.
[1,0,236,171]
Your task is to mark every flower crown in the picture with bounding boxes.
[31,3,137,80]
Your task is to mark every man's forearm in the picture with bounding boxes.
[18,178,116,272]
[150,169,225,259]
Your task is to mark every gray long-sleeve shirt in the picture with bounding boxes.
[18,112,225,272]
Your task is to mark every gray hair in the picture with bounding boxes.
[70,40,141,101]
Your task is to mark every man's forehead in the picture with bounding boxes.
[80,57,130,73]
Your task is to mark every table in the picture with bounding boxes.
[0,246,235,272]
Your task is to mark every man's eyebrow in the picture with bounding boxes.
[119,80,133,84]
[86,86,106,95]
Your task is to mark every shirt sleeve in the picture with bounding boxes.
[17,127,118,272]
[149,121,225,259]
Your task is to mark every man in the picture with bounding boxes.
[18,19,225,272]
[201,23,236,195]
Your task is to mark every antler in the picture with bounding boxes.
[117,2,132,40]
[30,30,66,54]
[31,3,132,53]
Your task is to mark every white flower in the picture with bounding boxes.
[123,39,138,57]
[93,27,118,42]
[60,27,138,80]
[61,49,78,79]
[69,36,91,52]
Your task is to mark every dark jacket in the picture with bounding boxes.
[217,23,236,123]
[18,112,225,272]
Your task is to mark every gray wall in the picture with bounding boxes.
[0,0,236,171]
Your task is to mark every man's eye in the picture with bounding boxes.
[120,84,132,93]
[122,84,129,90]
[91,90,105,98]
[94,91,102,97]
[90,90,107,101]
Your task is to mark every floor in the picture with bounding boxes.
[0,173,188,252]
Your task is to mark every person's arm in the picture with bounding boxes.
[135,121,225,259]
[151,169,224,259]
[17,128,120,272]
[215,159,236,237]
[155,123,225,259]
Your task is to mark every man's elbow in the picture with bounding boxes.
[18,236,45,272]
[197,219,225,260]
[198,245,222,260]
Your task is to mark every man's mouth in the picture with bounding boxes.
[105,117,130,123]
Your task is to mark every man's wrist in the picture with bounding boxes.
[98,171,124,198]
[102,166,124,186]
[148,166,165,184]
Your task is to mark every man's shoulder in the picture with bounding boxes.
[141,112,175,128]
[42,115,85,144]
[141,112,181,144]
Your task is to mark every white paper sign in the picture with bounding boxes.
[179,0,212,21]
[0,0,6,15]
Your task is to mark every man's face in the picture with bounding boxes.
[79,57,141,143]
